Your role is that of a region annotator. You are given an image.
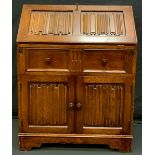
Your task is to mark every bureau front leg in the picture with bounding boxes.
[19,136,42,151]
[118,139,132,152]
[106,138,132,153]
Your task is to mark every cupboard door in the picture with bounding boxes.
[76,76,133,135]
[19,75,75,133]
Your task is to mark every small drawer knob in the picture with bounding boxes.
[102,59,108,66]
[45,57,52,65]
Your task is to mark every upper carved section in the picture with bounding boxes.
[17,5,137,43]
[29,11,73,35]
[81,12,126,36]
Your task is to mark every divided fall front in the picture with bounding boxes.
[17,5,137,152]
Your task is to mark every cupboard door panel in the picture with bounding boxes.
[84,84,124,127]
[20,75,75,133]
[76,76,132,134]
[29,83,67,125]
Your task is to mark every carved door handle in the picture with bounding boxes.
[68,102,74,109]
[76,103,82,110]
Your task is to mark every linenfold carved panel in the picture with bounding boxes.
[28,11,125,37]
[84,84,124,127]
[29,11,73,35]
[81,12,126,36]
[29,83,67,125]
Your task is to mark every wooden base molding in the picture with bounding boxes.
[19,133,132,152]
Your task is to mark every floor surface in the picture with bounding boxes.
[12,119,142,155]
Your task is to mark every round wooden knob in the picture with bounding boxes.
[68,102,74,109]
[102,59,108,66]
[76,103,82,110]
[45,57,52,65]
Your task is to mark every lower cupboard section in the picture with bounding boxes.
[19,133,132,152]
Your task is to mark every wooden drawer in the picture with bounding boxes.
[25,49,69,72]
[83,49,127,73]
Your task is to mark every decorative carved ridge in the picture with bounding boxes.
[69,50,82,72]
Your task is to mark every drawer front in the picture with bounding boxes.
[83,49,126,73]
[25,49,69,72]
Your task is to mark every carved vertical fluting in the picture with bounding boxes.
[85,85,88,125]
[81,12,126,36]
[115,86,119,126]
[110,13,116,35]
[29,12,34,34]
[49,84,53,124]
[29,83,67,125]
[29,11,73,35]
[109,86,117,126]
[95,86,99,125]
[29,84,33,125]
[84,84,124,127]
[120,86,124,126]
[69,50,82,72]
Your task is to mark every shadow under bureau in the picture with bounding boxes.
[16,5,137,152]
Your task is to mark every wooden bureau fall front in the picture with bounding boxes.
[16,5,137,152]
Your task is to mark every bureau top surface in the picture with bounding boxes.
[17,5,137,44]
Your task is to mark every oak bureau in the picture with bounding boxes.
[16,5,137,152]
